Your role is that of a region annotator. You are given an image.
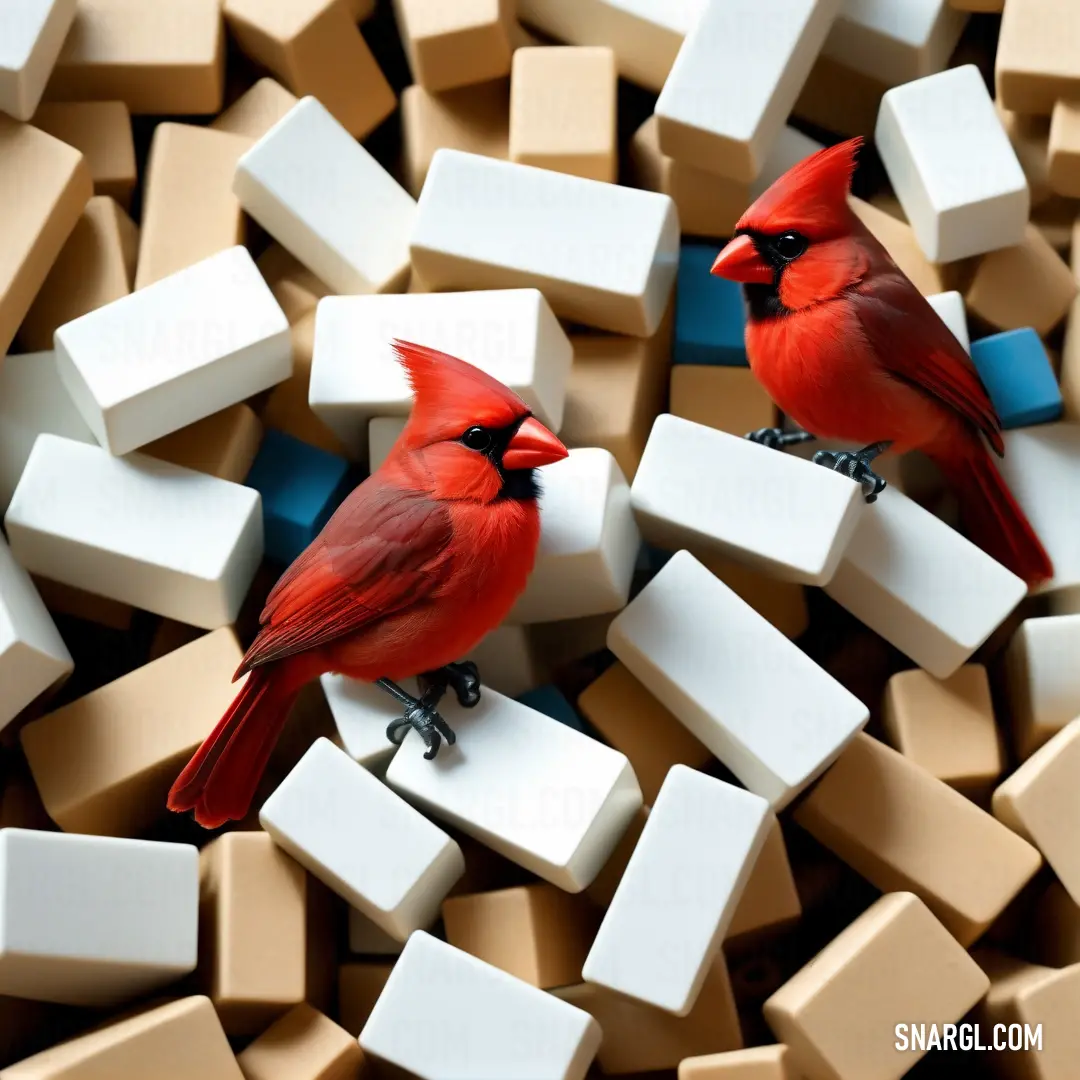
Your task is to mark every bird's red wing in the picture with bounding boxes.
[238,481,455,674]
[852,268,1004,455]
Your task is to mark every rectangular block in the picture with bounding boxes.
[0,996,242,1080]
[509,448,640,624]
[386,687,642,892]
[510,46,616,182]
[260,738,464,939]
[31,574,132,632]
[5,434,263,629]
[310,289,572,458]
[0,533,72,731]
[236,1003,365,1080]
[995,0,1080,114]
[236,97,415,297]
[794,733,1042,945]
[411,149,679,337]
[925,289,970,353]
[655,0,841,182]
[360,932,601,1080]
[876,65,1029,262]
[321,673,415,772]
[608,551,868,810]
[19,194,137,353]
[338,962,394,1037]
[142,403,263,484]
[0,829,198,1006]
[1049,99,1080,197]
[584,766,770,1016]
[0,116,91,356]
[849,195,951,297]
[697,549,809,642]
[669,365,777,439]
[20,628,243,836]
[764,893,989,1080]
[970,329,1062,429]
[135,123,250,290]
[55,245,290,455]
[256,244,329,326]
[348,909,404,956]
[212,77,297,141]
[0,1,78,121]
[465,624,543,699]
[633,415,865,586]
[726,817,802,942]
[824,487,1027,679]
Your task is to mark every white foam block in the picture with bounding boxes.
[926,290,971,354]
[320,673,417,771]
[0,532,72,730]
[360,932,601,1079]
[654,0,841,182]
[631,415,866,586]
[583,766,771,1016]
[509,448,640,625]
[385,688,642,891]
[260,738,464,941]
[876,65,1029,263]
[0,351,94,514]
[4,434,263,629]
[368,416,407,472]
[516,0,706,92]
[0,829,198,1006]
[822,0,968,88]
[348,908,404,956]
[998,424,1080,612]
[310,290,573,458]
[465,624,542,698]
[235,96,416,296]
[54,245,290,455]
[410,149,679,337]
[824,487,1027,679]
[0,0,78,121]
[608,551,868,810]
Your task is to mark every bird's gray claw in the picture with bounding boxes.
[445,661,481,709]
[813,449,888,504]
[746,426,788,450]
[386,702,457,759]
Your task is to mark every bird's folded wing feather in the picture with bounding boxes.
[238,481,455,674]
[852,270,1004,455]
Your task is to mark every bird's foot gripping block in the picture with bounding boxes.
[813,441,893,503]
[745,426,817,451]
[379,662,482,760]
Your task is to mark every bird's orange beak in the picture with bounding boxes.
[710,234,774,285]
[503,416,568,470]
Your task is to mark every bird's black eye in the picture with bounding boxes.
[462,427,492,452]
[774,232,808,261]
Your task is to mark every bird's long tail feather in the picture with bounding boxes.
[167,669,299,829]
[933,440,1053,588]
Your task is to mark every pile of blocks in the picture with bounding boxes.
[2,0,1080,1077]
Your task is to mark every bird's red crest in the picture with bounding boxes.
[737,137,863,241]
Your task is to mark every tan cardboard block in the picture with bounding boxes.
[586,804,648,910]
[996,0,1080,114]
[670,366,777,440]
[849,197,951,297]
[1060,221,1080,424]
[795,57,888,140]
[1049,100,1080,198]
[31,576,133,631]
[678,1046,795,1080]
[1033,880,1080,966]
[236,1003,366,1080]
[256,244,330,327]
[725,818,802,943]
[997,104,1052,208]
[211,78,298,141]
[143,403,263,484]
[337,963,394,1037]
[695,550,810,642]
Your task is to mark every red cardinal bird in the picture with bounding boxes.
[168,341,567,828]
[710,136,1052,587]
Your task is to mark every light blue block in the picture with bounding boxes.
[245,429,354,565]
[516,685,588,733]
[970,328,1062,430]
[674,244,748,366]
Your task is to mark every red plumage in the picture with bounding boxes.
[168,341,567,828]
[711,137,1053,587]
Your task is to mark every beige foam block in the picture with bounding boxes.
[1035,195,1079,255]
[882,665,1003,791]
[199,832,333,1036]
[976,952,1080,1078]
[678,1046,795,1080]
[31,575,133,631]
[223,0,393,140]
[0,996,242,1080]
[338,962,394,1036]
[725,818,801,943]
[46,0,225,115]
[794,56,888,139]
[31,101,136,206]
[1034,880,1080,966]
[349,0,376,18]
[951,0,1002,10]
[964,223,1077,336]
[19,627,245,837]
[401,80,509,198]
[670,365,777,439]
[395,0,514,92]
[578,663,712,806]
[996,0,1080,114]
[695,551,809,642]
[236,1003,365,1080]
[1061,219,1080,422]
[561,326,670,482]
[442,883,598,990]
[19,194,136,352]
[135,123,250,290]
[794,733,1042,946]
[849,196,950,297]
[0,117,91,356]
[143,404,263,484]
[765,893,989,1080]
[998,105,1053,207]
[509,46,616,182]
[586,804,648,910]
[554,954,742,1074]
[1049,101,1080,198]
[256,245,330,327]
[994,717,1080,907]
[211,77,298,141]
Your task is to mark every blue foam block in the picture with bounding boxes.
[516,685,588,733]
[970,328,1063,430]
[245,429,354,565]
[674,244,748,366]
